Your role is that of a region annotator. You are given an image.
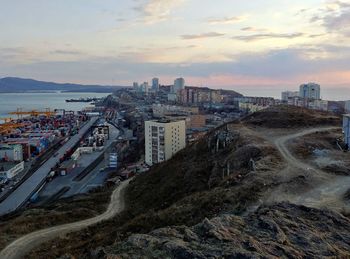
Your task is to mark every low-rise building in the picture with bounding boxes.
[0,161,25,180]
[189,114,206,128]
[152,104,199,117]
[281,91,299,102]
[0,144,23,162]
[167,93,178,102]
[145,119,186,166]
[239,102,267,113]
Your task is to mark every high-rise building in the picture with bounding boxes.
[133,82,139,91]
[299,83,321,100]
[173,78,185,93]
[141,82,149,93]
[145,120,186,166]
[281,91,299,102]
[343,115,350,148]
[345,100,350,113]
[152,78,160,92]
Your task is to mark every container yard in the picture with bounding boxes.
[0,108,90,201]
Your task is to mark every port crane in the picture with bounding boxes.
[9,108,56,118]
[0,121,27,134]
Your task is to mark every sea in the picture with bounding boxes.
[0,92,109,120]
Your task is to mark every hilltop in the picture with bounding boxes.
[0,77,125,93]
[243,105,340,128]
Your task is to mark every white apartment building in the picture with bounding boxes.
[299,83,321,100]
[145,120,186,166]
[343,114,350,147]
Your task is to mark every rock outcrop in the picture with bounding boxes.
[107,203,350,258]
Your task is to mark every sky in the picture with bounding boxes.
[0,0,350,99]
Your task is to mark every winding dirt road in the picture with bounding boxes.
[273,126,350,210]
[0,179,130,259]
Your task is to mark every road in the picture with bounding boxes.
[0,117,99,216]
[273,126,350,210]
[38,123,120,200]
[0,179,130,259]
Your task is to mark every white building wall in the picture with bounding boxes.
[345,101,350,113]
[299,83,321,100]
[343,115,350,146]
[145,120,186,166]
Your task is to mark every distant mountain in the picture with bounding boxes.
[0,77,127,93]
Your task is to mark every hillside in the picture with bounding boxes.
[109,203,350,258]
[243,105,340,128]
[0,77,125,93]
[1,107,349,258]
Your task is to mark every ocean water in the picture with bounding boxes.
[0,92,109,119]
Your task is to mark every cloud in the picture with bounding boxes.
[181,32,225,40]
[232,32,305,41]
[241,27,268,32]
[51,50,83,55]
[310,0,350,37]
[208,15,246,25]
[134,0,185,24]
[3,46,350,88]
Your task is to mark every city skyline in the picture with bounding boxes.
[0,0,350,95]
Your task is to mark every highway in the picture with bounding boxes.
[0,117,99,216]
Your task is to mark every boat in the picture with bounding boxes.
[65,97,99,103]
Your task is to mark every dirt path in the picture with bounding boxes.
[0,179,131,259]
[273,126,350,210]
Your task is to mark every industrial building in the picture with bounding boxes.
[0,161,25,180]
[299,83,321,100]
[0,144,23,162]
[145,120,186,166]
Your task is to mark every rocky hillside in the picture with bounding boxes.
[108,203,350,258]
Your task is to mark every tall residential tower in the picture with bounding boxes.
[145,120,186,166]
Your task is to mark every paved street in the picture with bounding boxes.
[37,123,119,201]
[0,117,99,216]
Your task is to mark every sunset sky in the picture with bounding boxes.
[0,0,350,98]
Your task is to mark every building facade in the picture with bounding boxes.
[152,104,199,117]
[299,83,321,100]
[281,91,299,102]
[345,100,350,113]
[145,120,186,166]
[173,78,185,93]
[152,78,159,92]
[0,144,23,162]
[343,115,350,148]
